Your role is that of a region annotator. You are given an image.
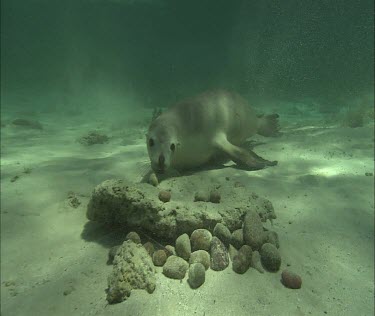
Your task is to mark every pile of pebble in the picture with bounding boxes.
[108,209,302,291]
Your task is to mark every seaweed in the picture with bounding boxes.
[78,131,109,146]
[151,108,162,122]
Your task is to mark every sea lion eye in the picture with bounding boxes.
[170,143,176,151]
[148,138,154,147]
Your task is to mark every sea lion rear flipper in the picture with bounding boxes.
[244,150,278,167]
[213,133,277,171]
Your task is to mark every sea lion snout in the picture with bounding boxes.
[158,154,166,172]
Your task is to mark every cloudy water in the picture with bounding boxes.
[1,1,374,315]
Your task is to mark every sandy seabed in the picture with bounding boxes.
[1,100,374,316]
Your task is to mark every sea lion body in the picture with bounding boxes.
[147,90,279,174]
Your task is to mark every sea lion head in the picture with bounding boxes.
[146,120,179,174]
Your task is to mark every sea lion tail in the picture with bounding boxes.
[257,114,280,137]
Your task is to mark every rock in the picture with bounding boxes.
[158,190,171,203]
[239,245,252,261]
[189,250,210,270]
[175,233,191,261]
[228,244,238,262]
[265,230,280,248]
[107,245,121,264]
[79,131,109,145]
[165,245,176,257]
[260,243,281,272]
[106,240,156,304]
[188,263,206,289]
[125,231,141,244]
[232,253,248,274]
[149,173,159,187]
[67,191,81,208]
[257,199,277,223]
[87,178,276,240]
[281,269,302,289]
[143,242,155,257]
[63,285,75,296]
[11,118,43,130]
[190,229,212,252]
[10,175,19,183]
[152,250,167,266]
[209,190,221,203]
[232,245,252,274]
[213,223,231,247]
[210,237,229,271]
[163,255,189,279]
[243,210,266,250]
[231,229,244,249]
[250,251,264,273]
[194,191,210,202]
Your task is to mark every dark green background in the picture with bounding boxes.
[1,0,374,109]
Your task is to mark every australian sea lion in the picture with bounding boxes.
[146,90,279,174]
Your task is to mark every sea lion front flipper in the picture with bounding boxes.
[213,133,277,171]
